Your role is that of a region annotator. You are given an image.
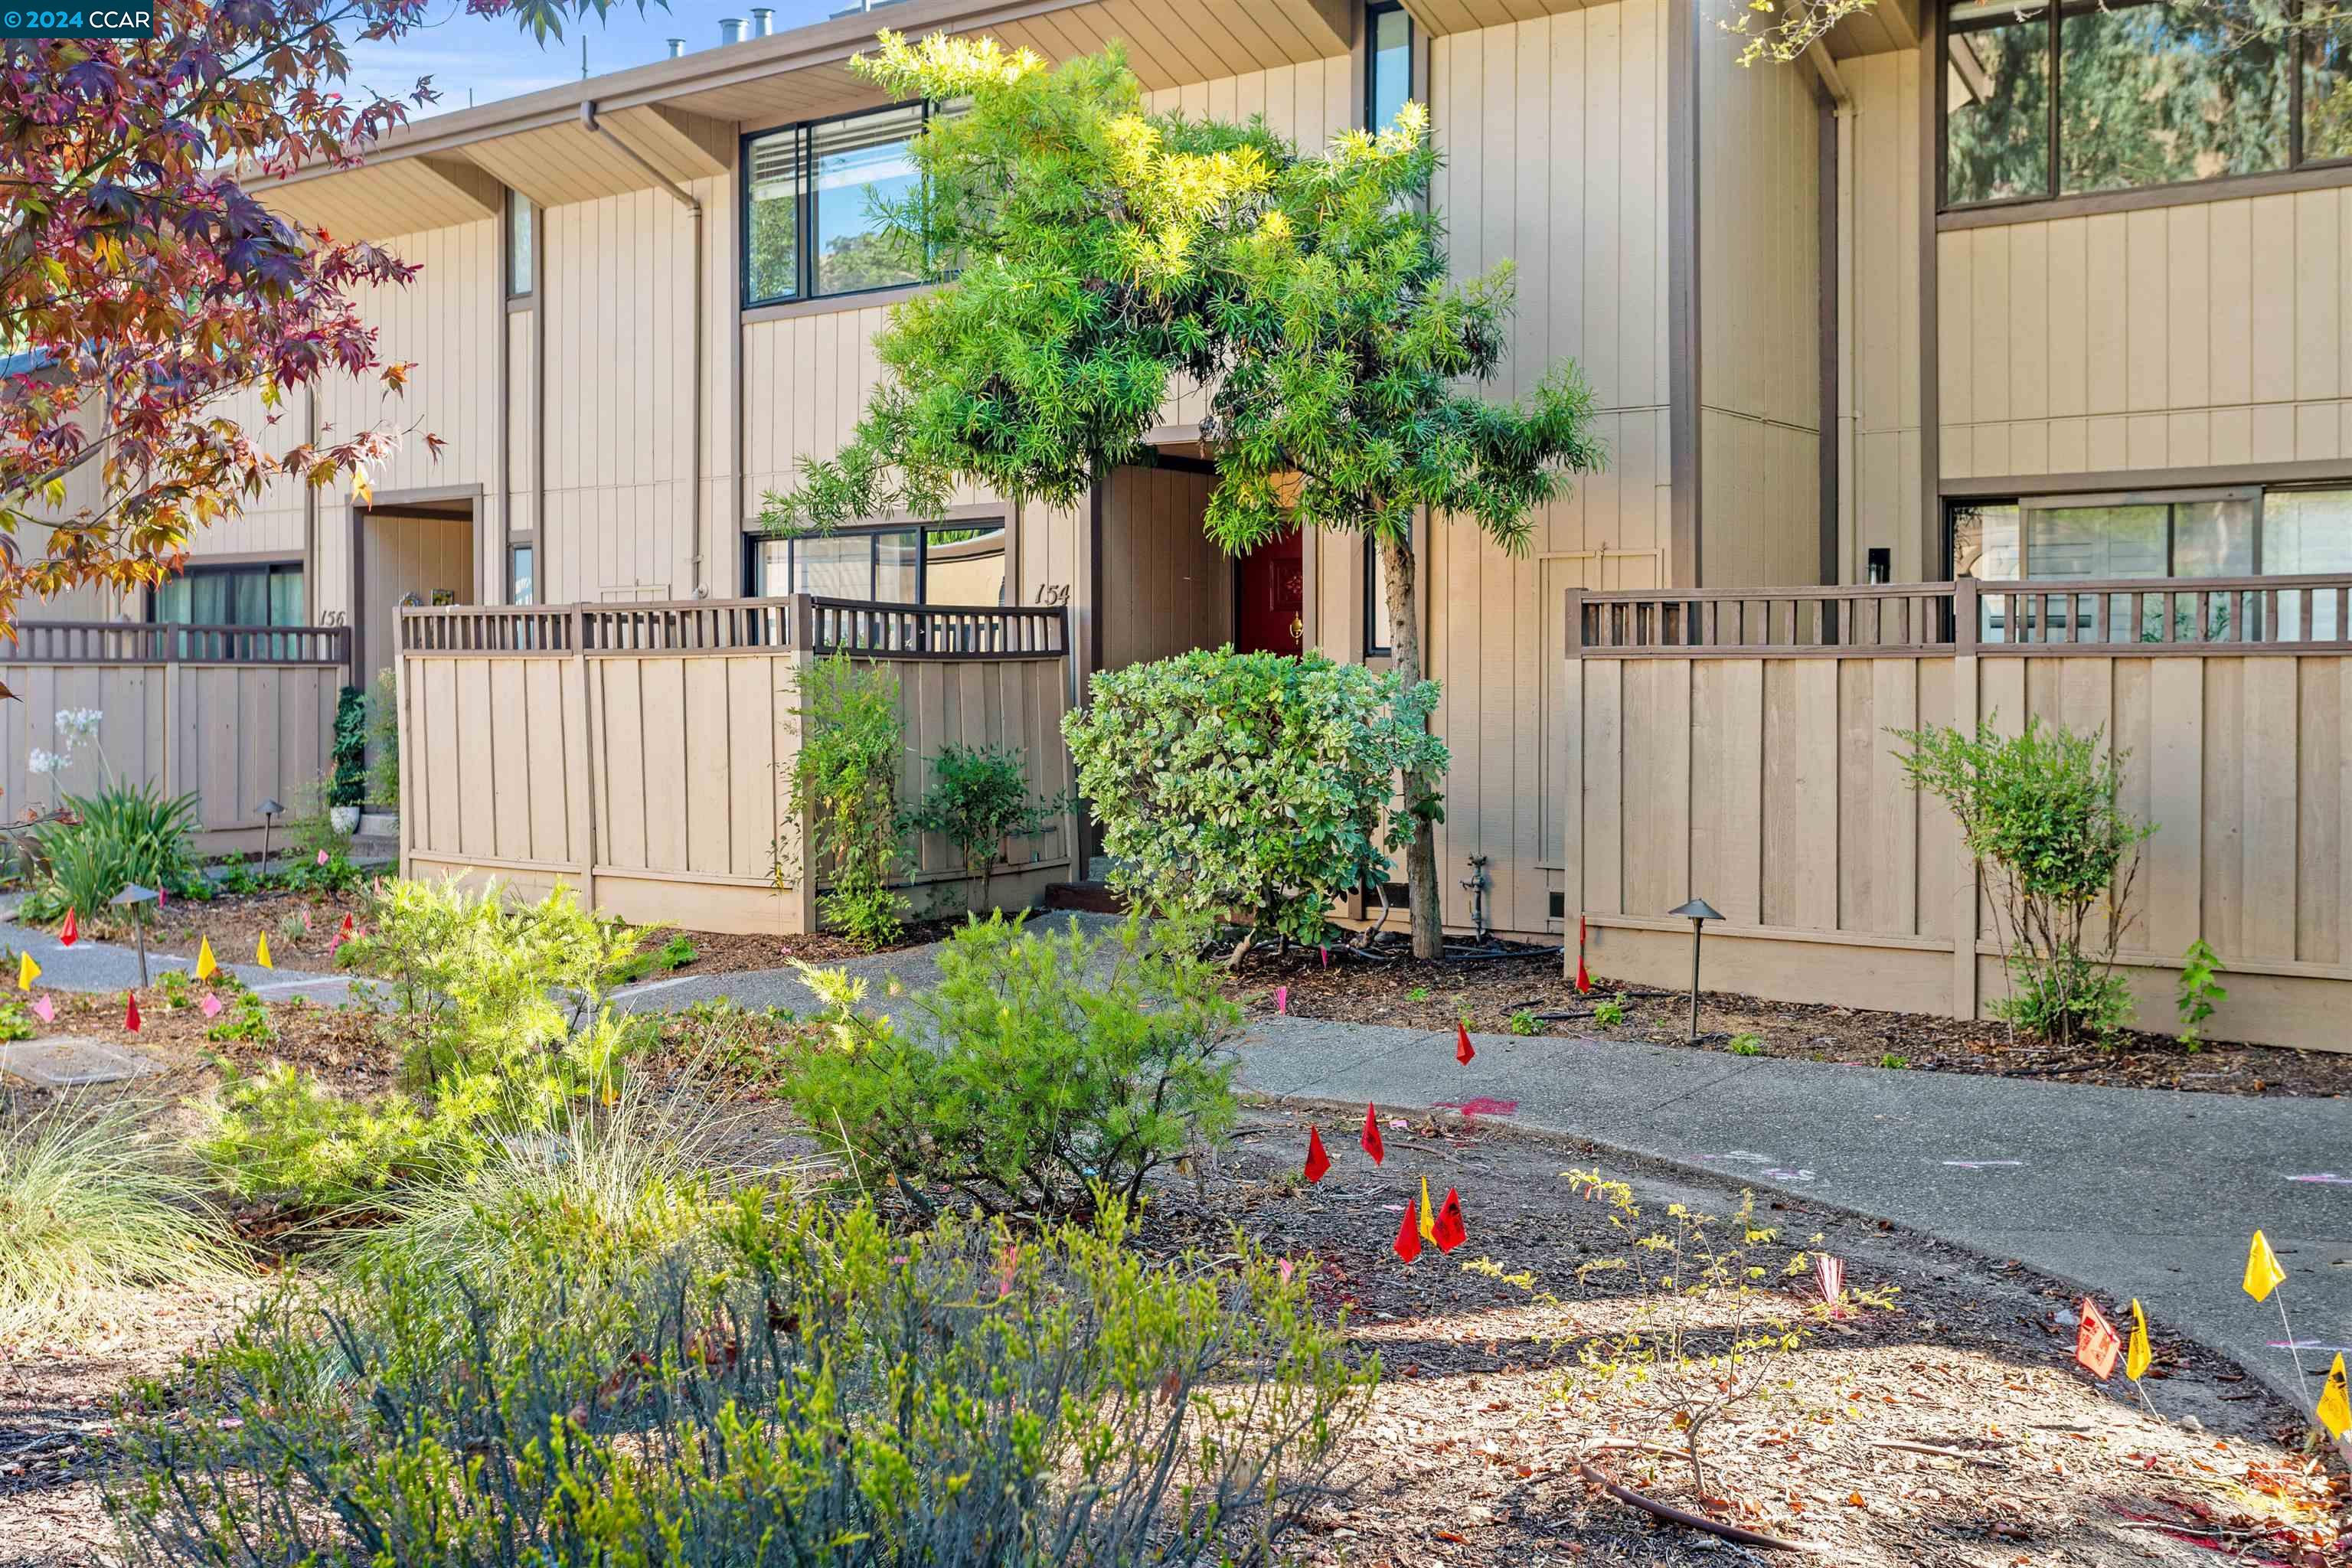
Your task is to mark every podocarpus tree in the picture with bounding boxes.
[0,0,644,643]
[760,31,1606,958]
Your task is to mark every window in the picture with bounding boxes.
[507,192,534,299]
[153,563,305,627]
[1367,1,1413,131]
[1950,485,2352,639]
[1364,534,1393,656]
[743,521,1008,605]
[743,102,945,307]
[509,544,535,606]
[1942,0,2327,209]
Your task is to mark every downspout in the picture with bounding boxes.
[580,100,707,597]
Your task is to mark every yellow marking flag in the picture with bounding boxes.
[2321,1354,2350,1440]
[256,933,273,970]
[15,952,37,991]
[1419,1174,1436,1243]
[2125,1299,2151,1382]
[194,937,217,981]
[2244,1230,2287,1302]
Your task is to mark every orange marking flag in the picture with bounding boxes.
[2074,1298,2121,1380]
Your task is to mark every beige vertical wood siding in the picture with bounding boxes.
[1096,467,1229,672]
[1697,31,1820,586]
[1939,191,2352,479]
[0,660,335,849]
[1565,648,2352,1053]
[358,514,475,683]
[1841,51,1925,581]
[1418,2,1673,939]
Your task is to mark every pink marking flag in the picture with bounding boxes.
[1275,985,1289,1015]
[200,992,224,1019]
[28,994,53,1024]
[1815,1252,1846,1308]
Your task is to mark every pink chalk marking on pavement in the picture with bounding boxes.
[1432,1096,1520,1117]
[2288,1172,2352,1184]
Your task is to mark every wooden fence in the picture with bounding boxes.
[397,595,1074,936]
[1563,576,2352,1054]
[0,621,351,852]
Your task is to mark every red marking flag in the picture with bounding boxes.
[1815,1252,1845,1307]
[1393,1200,1423,1263]
[1576,916,1591,994]
[59,908,77,947]
[1361,1103,1385,1165]
[1302,1125,1331,1184]
[1455,1021,1475,1065]
[124,994,142,1034]
[2075,1298,2121,1380]
[1431,1188,1467,1253]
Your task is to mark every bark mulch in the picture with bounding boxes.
[1228,942,2352,1098]
[1139,1107,2352,1566]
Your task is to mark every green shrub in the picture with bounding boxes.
[113,1194,1369,1568]
[785,913,1240,1217]
[1,1095,241,1343]
[1592,992,1626,1028]
[1507,1008,1538,1036]
[203,991,275,1045]
[0,1000,34,1042]
[2176,937,2226,1051]
[788,652,907,948]
[198,878,644,1211]
[1727,1033,1763,1057]
[1063,647,1447,952]
[907,741,1066,913]
[283,774,351,863]
[368,666,400,808]
[1895,717,2152,1047]
[329,685,367,809]
[283,847,363,894]
[18,780,202,926]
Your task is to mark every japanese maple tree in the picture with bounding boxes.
[0,0,640,640]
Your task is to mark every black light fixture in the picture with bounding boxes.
[1666,897,1722,1044]
[110,882,158,986]
[257,797,284,877]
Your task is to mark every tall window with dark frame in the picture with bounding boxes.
[1360,1,1413,657]
[1943,0,2352,208]
[743,102,946,308]
[506,191,534,299]
[1367,0,1413,131]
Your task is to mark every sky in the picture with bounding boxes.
[345,0,862,116]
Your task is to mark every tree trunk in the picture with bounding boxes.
[1377,531,1445,960]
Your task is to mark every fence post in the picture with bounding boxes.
[565,603,600,913]
[1563,587,1585,655]
[1949,579,1981,1023]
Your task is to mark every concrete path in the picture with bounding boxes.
[1244,1013,2352,1406]
[6,910,2345,1403]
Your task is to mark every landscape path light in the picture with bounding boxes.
[110,882,159,987]
[1665,897,1723,1044]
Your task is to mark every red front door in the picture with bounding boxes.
[1236,529,1305,655]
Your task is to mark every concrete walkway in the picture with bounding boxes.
[6,911,2346,1403]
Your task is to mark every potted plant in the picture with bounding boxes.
[328,685,366,835]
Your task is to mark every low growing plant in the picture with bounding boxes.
[1895,717,2153,1047]
[1592,992,1626,1029]
[1507,1008,1538,1036]
[784,913,1240,1217]
[907,741,1067,914]
[198,878,644,1212]
[1727,1032,1763,1057]
[1,1095,242,1344]
[18,779,203,926]
[1063,647,1448,959]
[2176,937,2226,1051]
[204,991,276,1045]
[787,652,907,949]
[113,1194,1370,1568]
[367,666,400,808]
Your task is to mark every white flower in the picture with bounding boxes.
[54,708,103,743]
[27,748,62,776]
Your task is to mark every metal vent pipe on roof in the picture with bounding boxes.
[666,36,685,56]
[750,7,773,34]
[718,16,746,43]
